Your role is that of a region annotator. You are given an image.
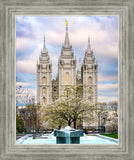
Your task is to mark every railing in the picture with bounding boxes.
[77,126,105,134]
[16,127,106,135]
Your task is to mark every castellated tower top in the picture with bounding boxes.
[39,37,50,64]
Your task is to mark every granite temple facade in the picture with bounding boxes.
[37,23,98,105]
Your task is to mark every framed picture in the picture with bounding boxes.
[0,0,134,160]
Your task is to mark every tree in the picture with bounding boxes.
[106,111,118,132]
[16,86,35,105]
[16,114,24,133]
[16,85,24,104]
[108,101,118,106]
[16,85,37,132]
[40,85,98,129]
[97,102,108,126]
[18,104,38,132]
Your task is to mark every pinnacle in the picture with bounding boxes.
[42,36,47,53]
[64,22,71,48]
[87,36,92,53]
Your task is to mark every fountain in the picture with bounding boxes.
[47,131,54,140]
[54,126,83,144]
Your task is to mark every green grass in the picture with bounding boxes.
[100,133,118,139]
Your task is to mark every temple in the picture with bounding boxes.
[37,21,98,105]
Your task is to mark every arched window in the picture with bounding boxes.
[42,87,46,96]
[42,97,46,105]
[42,77,47,84]
[102,118,105,124]
[65,72,69,85]
[89,87,93,95]
[88,76,92,85]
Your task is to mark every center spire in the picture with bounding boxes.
[87,36,92,53]
[64,20,70,48]
[42,36,47,53]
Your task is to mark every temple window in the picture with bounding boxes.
[42,77,47,84]
[42,87,46,96]
[65,72,69,85]
[88,76,92,85]
[42,97,46,105]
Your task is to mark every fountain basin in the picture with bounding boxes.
[54,128,83,144]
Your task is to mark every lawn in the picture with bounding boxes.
[100,133,118,139]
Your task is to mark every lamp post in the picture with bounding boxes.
[37,103,41,132]
[97,104,102,132]
[28,113,30,133]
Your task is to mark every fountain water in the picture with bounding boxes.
[54,126,83,144]
[47,131,54,140]
[63,126,71,144]
[83,133,89,140]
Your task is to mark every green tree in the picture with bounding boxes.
[16,114,24,133]
[40,85,98,129]
[18,104,38,132]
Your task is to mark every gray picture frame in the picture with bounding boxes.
[0,0,134,160]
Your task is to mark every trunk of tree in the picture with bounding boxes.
[73,120,77,129]
[58,125,61,130]
[68,121,71,126]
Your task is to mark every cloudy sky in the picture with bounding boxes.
[16,16,118,103]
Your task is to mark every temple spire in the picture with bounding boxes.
[42,36,47,53]
[64,20,70,47]
[87,36,92,53]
